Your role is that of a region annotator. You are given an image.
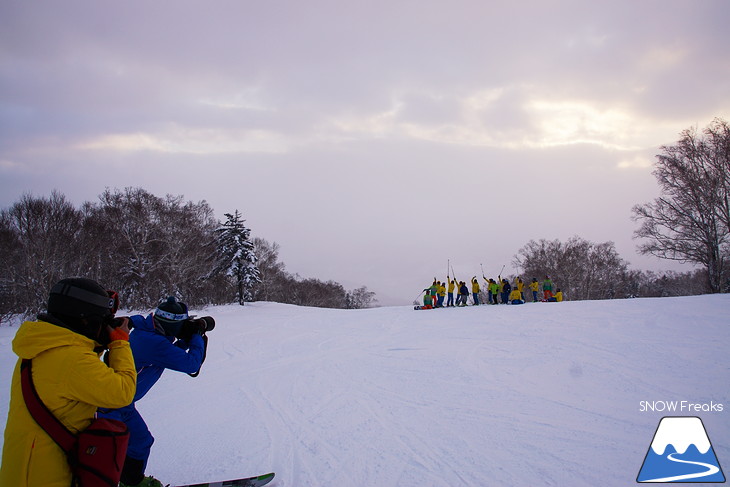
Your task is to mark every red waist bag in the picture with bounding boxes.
[20,359,129,486]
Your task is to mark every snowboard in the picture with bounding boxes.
[173,472,275,487]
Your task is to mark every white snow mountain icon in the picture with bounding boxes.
[637,416,725,483]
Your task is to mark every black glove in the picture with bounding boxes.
[177,319,201,342]
[177,316,216,341]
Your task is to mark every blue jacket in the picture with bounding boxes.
[128,314,206,402]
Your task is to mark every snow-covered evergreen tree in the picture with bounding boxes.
[214,210,261,305]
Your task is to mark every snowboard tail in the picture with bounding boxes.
[174,472,275,487]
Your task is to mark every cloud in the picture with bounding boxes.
[617,154,653,170]
[321,85,691,153]
[74,126,291,155]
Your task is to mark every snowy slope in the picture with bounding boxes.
[1,295,728,486]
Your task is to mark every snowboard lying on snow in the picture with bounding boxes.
[173,472,275,487]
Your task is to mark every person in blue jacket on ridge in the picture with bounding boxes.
[99,296,213,487]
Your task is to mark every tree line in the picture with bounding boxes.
[0,187,376,322]
[251,238,376,309]
[510,236,711,301]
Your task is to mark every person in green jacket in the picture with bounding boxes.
[543,276,554,300]
[429,280,439,308]
[422,289,433,309]
[488,279,499,305]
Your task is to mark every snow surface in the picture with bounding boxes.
[1,295,729,486]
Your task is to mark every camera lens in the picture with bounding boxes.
[201,316,215,331]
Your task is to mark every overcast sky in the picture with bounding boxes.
[1,1,728,305]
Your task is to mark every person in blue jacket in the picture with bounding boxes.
[100,296,212,487]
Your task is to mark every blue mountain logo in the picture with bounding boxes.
[637,416,725,483]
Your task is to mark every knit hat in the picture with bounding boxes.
[154,296,189,336]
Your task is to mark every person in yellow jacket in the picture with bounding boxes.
[0,278,137,487]
[446,277,457,307]
[529,278,540,302]
[508,287,525,304]
[471,277,481,305]
[436,281,446,308]
[482,275,492,304]
[515,277,525,300]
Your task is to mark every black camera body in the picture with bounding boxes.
[175,315,215,341]
[110,317,126,328]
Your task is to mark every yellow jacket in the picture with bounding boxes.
[0,318,136,487]
[555,291,564,302]
[529,281,539,292]
[471,278,480,293]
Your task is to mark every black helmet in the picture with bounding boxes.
[48,278,116,321]
[47,277,118,343]
[154,296,189,336]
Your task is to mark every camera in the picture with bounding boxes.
[195,316,216,332]
[110,317,126,328]
[176,316,215,341]
[102,315,127,329]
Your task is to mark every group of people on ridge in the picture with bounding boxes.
[0,277,214,487]
[421,275,563,309]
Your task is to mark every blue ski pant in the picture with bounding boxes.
[99,404,155,467]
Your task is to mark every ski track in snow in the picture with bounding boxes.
[0,295,728,486]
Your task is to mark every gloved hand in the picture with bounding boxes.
[177,316,215,341]
[108,317,131,342]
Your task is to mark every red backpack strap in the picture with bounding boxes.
[20,359,77,452]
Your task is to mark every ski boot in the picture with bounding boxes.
[120,475,165,487]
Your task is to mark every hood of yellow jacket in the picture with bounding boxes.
[12,319,97,360]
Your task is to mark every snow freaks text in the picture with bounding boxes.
[639,400,724,413]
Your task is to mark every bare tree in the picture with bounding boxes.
[632,119,730,293]
[513,236,630,300]
[0,191,84,314]
[89,187,222,308]
[346,286,377,309]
